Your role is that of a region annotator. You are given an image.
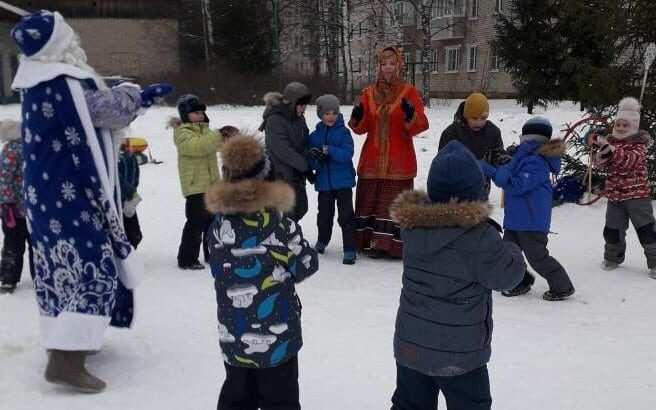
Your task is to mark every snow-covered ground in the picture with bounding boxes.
[1,100,655,410]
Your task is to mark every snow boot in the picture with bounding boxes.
[649,268,656,279]
[502,272,535,297]
[44,350,106,393]
[343,250,356,265]
[314,241,327,254]
[0,282,16,294]
[542,287,575,301]
[601,260,619,271]
[178,261,205,270]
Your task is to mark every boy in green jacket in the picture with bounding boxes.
[170,94,222,270]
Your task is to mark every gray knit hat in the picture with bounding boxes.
[316,94,340,118]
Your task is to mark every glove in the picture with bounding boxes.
[596,143,615,164]
[308,147,327,162]
[123,192,142,218]
[506,144,518,156]
[1,204,17,229]
[478,160,497,178]
[491,147,512,165]
[401,98,415,122]
[304,170,317,184]
[351,103,364,122]
[141,83,173,108]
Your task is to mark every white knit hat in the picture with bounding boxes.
[614,97,641,137]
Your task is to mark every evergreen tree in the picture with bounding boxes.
[211,0,275,73]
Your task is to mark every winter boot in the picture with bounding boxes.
[601,260,619,271]
[0,282,16,294]
[542,287,575,301]
[343,250,356,265]
[502,272,535,297]
[44,350,106,393]
[649,268,656,279]
[314,241,327,254]
[178,260,205,270]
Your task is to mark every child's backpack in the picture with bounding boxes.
[553,175,585,205]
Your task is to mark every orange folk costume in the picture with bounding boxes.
[348,46,429,257]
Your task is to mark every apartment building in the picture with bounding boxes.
[348,0,517,98]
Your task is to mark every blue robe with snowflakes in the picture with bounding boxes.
[12,59,143,350]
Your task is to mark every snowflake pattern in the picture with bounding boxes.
[72,154,80,168]
[80,211,91,222]
[25,28,41,40]
[92,214,103,231]
[27,185,38,204]
[61,181,76,201]
[42,102,54,118]
[55,94,63,102]
[12,29,23,43]
[49,219,62,235]
[42,172,49,181]
[32,103,38,112]
[65,127,80,145]
[52,139,62,152]
[24,127,32,143]
[34,134,42,143]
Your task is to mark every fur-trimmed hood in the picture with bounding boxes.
[536,138,565,157]
[262,91,284,107]
[609,130,652,146]
[390,190,491,229]
[205,179,295,215]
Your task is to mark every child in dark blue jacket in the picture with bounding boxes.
[308,95,357,264]
[480,117,575,301]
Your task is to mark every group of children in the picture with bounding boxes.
[1,89,654,407]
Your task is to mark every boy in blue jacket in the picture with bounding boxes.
[308,95,357,264]
[480,117,575,301]
[205,133,319,409]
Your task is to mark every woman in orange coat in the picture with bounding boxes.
[348,46,429,258]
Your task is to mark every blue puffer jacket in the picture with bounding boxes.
[482,139,564,233]
[308,114,356,192]
[205,178,319,368]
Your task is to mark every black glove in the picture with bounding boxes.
[308,147,327,162]
[304,170,317,184]
[491,147,512,165]
[506,144,518,156]
[401,98,415,122]
[351,103,364,122]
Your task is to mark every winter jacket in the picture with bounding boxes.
[308,114,356,192]
[348,84,429,180]
[483,139,564,233]
[172,120,221,197]
[260,92,310,186]
[205,178,319,368]
[118,150,140,203]
[438,101,508,198]
[390,191,524,376]
[0,140,26,216]
[596,131,652,202]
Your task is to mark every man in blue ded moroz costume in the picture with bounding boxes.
[10,10,172,392]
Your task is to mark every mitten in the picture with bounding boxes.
[140,83,173,108]
[304,170,317,184]
[123,192,142,218]
[401,98,415,122]
[351,103,364,122]
[308,147,327,162]
[596,143,615,164]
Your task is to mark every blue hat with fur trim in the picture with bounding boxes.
[427,140,485,203]
[11,10,75,59]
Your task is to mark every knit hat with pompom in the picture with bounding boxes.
[614,97,641,137]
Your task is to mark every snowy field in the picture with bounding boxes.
[1,100,655,410]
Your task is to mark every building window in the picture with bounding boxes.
[490,45,499,70]
[429,49,438,72]
[494,0,503,13]
[467,45,478,72]
[403,51,411,65]
[469,0,479,17]
[389,1,404,26]
[445,47,459,73]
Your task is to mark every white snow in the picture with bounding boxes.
[1,100,655,409]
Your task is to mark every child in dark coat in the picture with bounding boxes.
[438,93,510,199]
[593,97,656,277]
[389,140,525,410]
[480,117,575,301]
[308,94,357,264]
[118,141,143,248]
[0,120,34,294]
[205,133,319,410]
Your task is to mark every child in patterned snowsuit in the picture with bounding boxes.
[0,120,33,294]
[593,97,656,278]
[205,133,319,410]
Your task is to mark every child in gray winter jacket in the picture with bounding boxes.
[389,140,525,410]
